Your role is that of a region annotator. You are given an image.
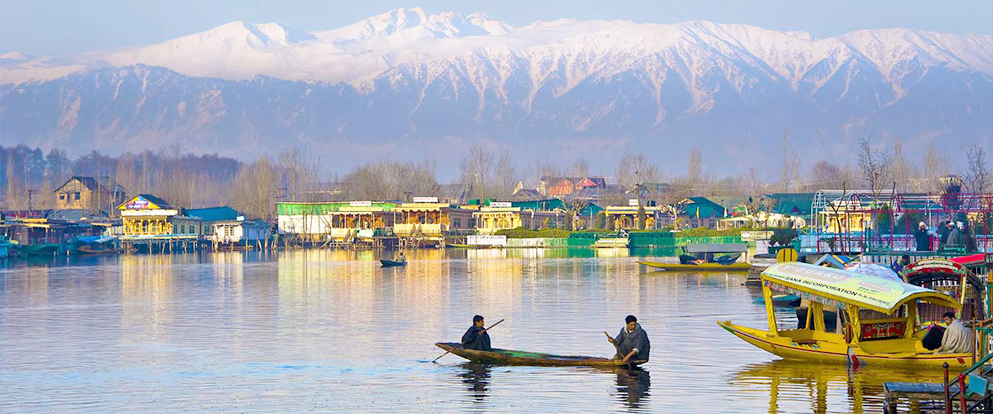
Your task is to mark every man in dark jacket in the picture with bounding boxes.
[462,315,492,351]
[913,222,931,252]
[608,315,650,363]
[939,221,952,247]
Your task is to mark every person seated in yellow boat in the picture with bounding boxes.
[935,312,973,354]
[462,315,493,351]
[608,315,650,363]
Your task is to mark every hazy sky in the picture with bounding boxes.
[1,0,991,56]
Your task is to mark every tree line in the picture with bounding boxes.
[1,136,986,222]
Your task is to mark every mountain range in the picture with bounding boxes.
[1,7,991,178]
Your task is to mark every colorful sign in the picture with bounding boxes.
[125,196,152,210]
[905,258,965,276]
[762,262,958,313]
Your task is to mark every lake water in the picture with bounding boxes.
[0,249,945,413]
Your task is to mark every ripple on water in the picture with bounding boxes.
[0,250,945,413]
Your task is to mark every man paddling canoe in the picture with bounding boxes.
[607,315,650,363]
[462,315,493,351]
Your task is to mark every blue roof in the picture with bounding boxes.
[183,206,240,221]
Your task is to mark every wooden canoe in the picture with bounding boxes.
[434,342,646,367]
[380,259,407,267]
[638,260,752,272]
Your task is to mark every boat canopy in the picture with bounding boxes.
[761,262,960,314]
[843,262,903,283]
[685,243,748,253]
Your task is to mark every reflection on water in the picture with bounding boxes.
[615,368,651,410]
[458,363,492,402]
[0,249,949,413]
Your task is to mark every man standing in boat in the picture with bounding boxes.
[462,315,493,351]
[608,315,650,363]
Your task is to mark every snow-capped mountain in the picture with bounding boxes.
[1,7,990,176]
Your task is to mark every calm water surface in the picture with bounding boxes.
[0,249,943,413]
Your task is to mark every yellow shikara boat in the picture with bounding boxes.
[638,261,752,272]
[719,262,972,368]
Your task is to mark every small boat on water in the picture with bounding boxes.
[74,236,121,255]
[434,342,646,367]
[638,261,752,272]
[20,243,62,255]
[642,243,752,272]
[380,259,407,267]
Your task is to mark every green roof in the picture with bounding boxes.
[184,206,240,221]
[513,199,567,211]
[277,202,397,215]
[578,203,604,217]
[684,197,726,218]
[767,193,816,216]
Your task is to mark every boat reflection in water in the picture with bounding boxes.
[731,359,942,414]
[614,367,651,410]
[457,363,492,402]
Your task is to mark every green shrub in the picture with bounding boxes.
[494,227,573,239]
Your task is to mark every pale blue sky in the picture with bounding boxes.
[1,0,991,56]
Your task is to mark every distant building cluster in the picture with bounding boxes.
[7,173,988,256]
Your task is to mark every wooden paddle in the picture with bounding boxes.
[605,331,634,368]
[432,319,504,363]
[604,331,623,359]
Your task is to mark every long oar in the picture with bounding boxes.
[605,331,633,369]
[604,331,622,359]
[433,319,504,363]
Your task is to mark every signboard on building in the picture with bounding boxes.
[126,197,151,210]
[490,202,512,208]
[741,231,774,241]
[468,235,507,246]
[413,197,439,203]
[350,201,372,207]
[628,199,640,206]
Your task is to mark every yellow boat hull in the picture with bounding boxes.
[638,261,752,272]
[718,321,971,368]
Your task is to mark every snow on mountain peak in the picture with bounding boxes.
[1,9,990,88]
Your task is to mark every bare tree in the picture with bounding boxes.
[966,145,990,194]
[658,178,691,228]
[687,148,702,184]
[890,138,910,192]
[459,141,495,199]
[781,130,801,193]
[492,151,517,199]
[857,134,891,199]
[743,194,778,228]
[568,158,590,177]
[615,151,660,190]
[808,161,845,191]
[231,156,279,222]
[922,145,950,193]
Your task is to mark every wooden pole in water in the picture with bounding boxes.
[432,319,504,363]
